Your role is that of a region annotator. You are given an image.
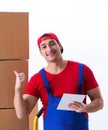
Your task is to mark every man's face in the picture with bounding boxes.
[39,38,62,62]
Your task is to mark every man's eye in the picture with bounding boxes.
[41,46,46,49]
[50,41,56,45]
[52,42,55,45]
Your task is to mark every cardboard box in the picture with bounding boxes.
[0,60,28,108]
[0,109,29,130]
[0,12,29,59]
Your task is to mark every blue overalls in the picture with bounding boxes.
[40,63,89,130]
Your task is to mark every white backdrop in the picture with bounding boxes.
[0,0,108,130]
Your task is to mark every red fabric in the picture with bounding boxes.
[37,33,59,47]
[24,60,99,115]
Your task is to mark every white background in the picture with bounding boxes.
[0,0,108,129]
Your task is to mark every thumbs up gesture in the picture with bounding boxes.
[14,71,26,90]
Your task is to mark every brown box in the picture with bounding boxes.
[0,60,28,108]
[0,12,29,59]
[0,109,29,130]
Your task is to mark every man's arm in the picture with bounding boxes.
[85,87,104,112]
[14,71,38,119]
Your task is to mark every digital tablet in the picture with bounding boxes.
[57,93,85,111]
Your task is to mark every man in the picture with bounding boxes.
[14,33,104,130]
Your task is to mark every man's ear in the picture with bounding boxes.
[58,42,63,53]
[58,42,62,49]
[39,48,43,56]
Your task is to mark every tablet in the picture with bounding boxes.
[57,93,85,111]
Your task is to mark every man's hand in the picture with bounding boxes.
[68,102,86,113]
[14,71,26,90]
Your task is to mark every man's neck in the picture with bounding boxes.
[45,59,67,74]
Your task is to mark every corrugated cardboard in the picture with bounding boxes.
[0,12,29,59]
[0,109,29,130]
[0,60,28,108]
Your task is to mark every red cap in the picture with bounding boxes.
[37,33,59,48]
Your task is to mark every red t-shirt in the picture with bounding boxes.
[24,60,98,114]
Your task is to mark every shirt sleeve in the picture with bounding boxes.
[84,64,99,91]
[24,75,39,98]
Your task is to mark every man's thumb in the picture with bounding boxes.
[14,71,18,76]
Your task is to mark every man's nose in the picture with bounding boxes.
[46,45,52,51]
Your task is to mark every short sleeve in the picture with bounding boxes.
[83,64,99,91]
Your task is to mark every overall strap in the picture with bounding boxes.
[40,68,51,93]
[78,63,84,94]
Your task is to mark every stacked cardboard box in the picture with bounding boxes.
[0,12,29,130]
